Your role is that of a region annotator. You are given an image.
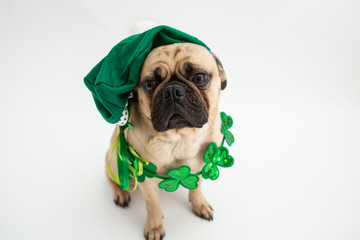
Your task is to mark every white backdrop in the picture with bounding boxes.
[0,0,359,239]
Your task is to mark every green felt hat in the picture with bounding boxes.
[84,25,210,124]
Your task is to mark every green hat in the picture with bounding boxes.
[84,25,210,124]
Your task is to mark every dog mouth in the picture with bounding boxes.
[168,114,189,126]
[152,106,207,132]
[151,82,208,132]
[166,113,196,130]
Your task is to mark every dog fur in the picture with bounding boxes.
[105,43,226,240]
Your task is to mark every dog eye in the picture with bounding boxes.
[143,80,157,94]
[191,73,209,86]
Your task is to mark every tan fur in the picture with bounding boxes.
[105,43,226,240]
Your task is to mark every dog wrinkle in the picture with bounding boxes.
[200,91,210,110]
[175,158,184,163]
[155,47,170,57]
[183,62,194,77]
[185,46,193,51]
[173,47,182,59]
[153,67,165,82]
[153,60,170,67]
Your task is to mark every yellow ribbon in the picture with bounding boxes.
[107,137,150,193]
[108,136,120,185]
[128,145,150,176]
[126,166,138,193]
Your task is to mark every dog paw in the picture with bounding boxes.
[113,188,131,208]
[144,222,165,240]
[192,202,214,221]
[189,193,214,221]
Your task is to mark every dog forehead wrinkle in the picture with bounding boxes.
[154,45,169,53]
[184,62,194,74]
[153,66,165,81]
[173,47,182,58]
[180,61,211,79]
[185,45,193,51]
[142,65,168,82]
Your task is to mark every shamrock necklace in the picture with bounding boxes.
[108,111,235,192]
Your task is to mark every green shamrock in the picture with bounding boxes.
[220,112,234,146]
[202,142,234,180]
[158,166,199,192]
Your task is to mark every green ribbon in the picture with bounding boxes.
[117,125,131,190]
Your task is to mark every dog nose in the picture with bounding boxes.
[163,85,185,101]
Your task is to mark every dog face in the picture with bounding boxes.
[135,43,226,132]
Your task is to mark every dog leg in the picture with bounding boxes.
[139,180,165,240]
[107,177,131,208]
[189,178,213,221]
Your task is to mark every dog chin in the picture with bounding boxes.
[153,113,207,132]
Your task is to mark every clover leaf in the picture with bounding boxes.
[202,143,234,180]
[203,143,217,163]
[158,178,179,192]
[220,112,234,146]
[180,175,199,189]
[158,166,199,192]
[224,130,234,146]
[202,162,219,180]
[221,112,233,129]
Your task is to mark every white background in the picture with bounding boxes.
[1,0,359,239]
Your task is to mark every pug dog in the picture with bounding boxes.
[105,42,227,240]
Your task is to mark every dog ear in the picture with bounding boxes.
[211,53,227,90]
